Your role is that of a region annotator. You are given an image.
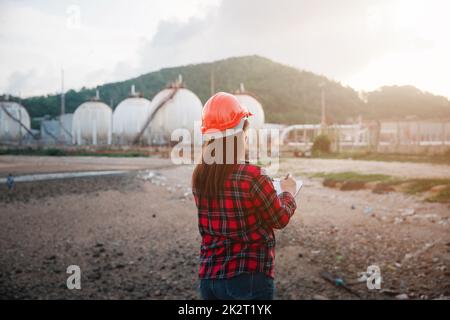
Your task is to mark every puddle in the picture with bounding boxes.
[0,170,129,183]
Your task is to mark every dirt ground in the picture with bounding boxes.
[0,156,449,300]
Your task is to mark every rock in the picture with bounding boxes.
[323,179,337,188]
[395,293,409,300]
[381,289,400,296]
[404,253,413,261]
[372,183,395,194]
[313,294,329,300]
[433,295,450,300]
[399,208,415,217]
[363,207,374,216]
[88,272,101,280]
[394,217,404,224]
[429,185,448,193]
[364,182,378,190]
[341,181,366,191]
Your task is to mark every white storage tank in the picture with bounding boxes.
[72,92,112,145]
[113,85,153,144]
[234,83,265,130]
[0,99,31,144]
[142,76,203,145]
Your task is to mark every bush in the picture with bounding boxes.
[43,148,67,156]
[312,135,331,155]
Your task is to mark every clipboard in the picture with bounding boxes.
[272,178,303,197]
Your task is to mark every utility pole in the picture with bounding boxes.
[319,82,327,133]
[210,65,215,96]
[60,68,66,144]
[61,68,65,115]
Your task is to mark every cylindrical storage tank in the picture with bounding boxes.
[72,100,112,145]
[234,86,265,130]
[113,95,153,145]
[59,113,73,144]
[146,86,202,145]
[0,101,31,144]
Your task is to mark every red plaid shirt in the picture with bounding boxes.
[193,164,297,279]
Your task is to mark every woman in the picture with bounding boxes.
[192,92,298,300]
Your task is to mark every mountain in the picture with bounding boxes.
[4,55,450,127]
[365,85,450,120]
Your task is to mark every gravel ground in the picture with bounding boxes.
[281,158,450,179]
[0,157,449,300]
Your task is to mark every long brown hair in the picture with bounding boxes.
[192,120,249,197]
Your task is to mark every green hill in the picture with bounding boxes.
[366,85,450,120]
[4,55,450,126]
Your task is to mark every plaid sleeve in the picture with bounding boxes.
[250,174,297,229]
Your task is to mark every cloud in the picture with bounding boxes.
[135,0,450,98]
[137,0,402,77]
[1,0,449,98]
[6,70,37,95]
[0,0,215,96]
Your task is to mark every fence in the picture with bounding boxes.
[279,120,450,154]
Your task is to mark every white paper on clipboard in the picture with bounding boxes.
[272,178,303,197]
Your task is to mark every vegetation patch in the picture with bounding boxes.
[313,172,392,183]
[314,171,450,203]
[310,150,450,166]
[311,135,331,156]
[0,148,149,158]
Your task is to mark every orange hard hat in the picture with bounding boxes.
[201,92,252,137]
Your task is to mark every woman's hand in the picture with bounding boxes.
[280,173,297,196]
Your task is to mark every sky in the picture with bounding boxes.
[0,0,449,99]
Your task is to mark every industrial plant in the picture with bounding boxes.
[1,74,450,157]
[0,75,209,149]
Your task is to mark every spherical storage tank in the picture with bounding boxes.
[144,76,202,145]
[234,83,265,130]
[113,85,153,144]
[0,100,31,143]
[72,93,112,145]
